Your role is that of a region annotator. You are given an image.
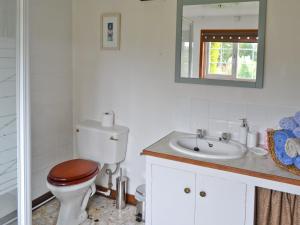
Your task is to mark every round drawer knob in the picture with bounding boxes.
[184,188,191,194]
[200,191,207,197]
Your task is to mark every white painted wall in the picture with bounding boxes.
[29,0,73,199]
[72,0,300,194]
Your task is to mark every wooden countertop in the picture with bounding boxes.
[142,132,300,187]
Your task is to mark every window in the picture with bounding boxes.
[200,30,258,81]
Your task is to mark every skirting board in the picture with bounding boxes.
[32,192,55,209]
[32,186,137,210]
[33,186,137,210]
[96,185,137,205]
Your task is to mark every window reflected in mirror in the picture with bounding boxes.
[200,29,258,81]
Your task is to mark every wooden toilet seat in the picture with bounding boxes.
[47,159,99,186]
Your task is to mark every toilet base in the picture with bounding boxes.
[47,177,97,225]
[56,206,88,225]
[56,198,88,225]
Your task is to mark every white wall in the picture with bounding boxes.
[30,0,73,199]
[73,0,300,194]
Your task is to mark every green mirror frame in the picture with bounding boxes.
[175,0,267,88]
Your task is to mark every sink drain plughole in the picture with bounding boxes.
[194,136,200,152]
[193,137,214,152]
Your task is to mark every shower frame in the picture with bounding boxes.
[16,0,31,224]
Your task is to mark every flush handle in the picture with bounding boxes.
[110,136,119,141]
[184,188,191,194]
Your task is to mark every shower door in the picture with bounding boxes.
[0,0,31,224]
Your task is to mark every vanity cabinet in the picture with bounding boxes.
[145,132,300,225]
[147,160,250,225]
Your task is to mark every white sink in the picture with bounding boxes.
[169,135,247,160]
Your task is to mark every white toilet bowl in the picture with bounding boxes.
[47,159,99,225]
[47,177,96,225]
[47,177,97,225]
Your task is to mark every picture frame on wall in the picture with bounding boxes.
[101,13,121,50]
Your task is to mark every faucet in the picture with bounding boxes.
[196,129,205,139]
[219,132,231,142]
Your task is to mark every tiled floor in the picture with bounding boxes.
[32,195,144,225]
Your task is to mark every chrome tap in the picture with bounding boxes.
[196,129,205,139]
[219,132,231,142]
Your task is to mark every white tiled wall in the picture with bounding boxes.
[30,0,73,199]
[73,0,300,195]
[174,97,299,144]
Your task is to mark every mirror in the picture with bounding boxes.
[175,0,267,88]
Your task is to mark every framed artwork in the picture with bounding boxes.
[101,13,121,50]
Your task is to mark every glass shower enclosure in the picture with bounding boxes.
[0,0,31,224]
[0,0,19,223]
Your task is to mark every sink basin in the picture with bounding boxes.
[169,135,247,160]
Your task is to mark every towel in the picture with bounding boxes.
[273,130,296,151]
[285,138,300,158]
[293,127,300,138]
[294,156,300,169]
[275,147,294,166]
[279,117,298,130]
[295,111,300,125]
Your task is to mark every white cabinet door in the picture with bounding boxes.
[151,165,196,225]
[195,174,247,225]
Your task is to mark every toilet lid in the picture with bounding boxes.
[47,159,99,186]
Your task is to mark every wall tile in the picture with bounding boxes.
[209,101,229,120]
[208,119,229,137]
[227,103,247,122]
[189,98,209,132]
[228,121,241,141]
[171,96,190,132]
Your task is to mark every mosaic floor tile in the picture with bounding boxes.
[32,195,145,225]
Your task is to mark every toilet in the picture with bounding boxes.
[47,120,129,225]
